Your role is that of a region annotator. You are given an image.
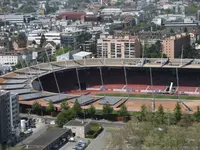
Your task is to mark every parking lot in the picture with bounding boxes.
[60,137,90,150]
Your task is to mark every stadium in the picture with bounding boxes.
[1,58,200,113]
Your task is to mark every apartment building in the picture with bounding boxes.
[97,35,141,58]
[0,91,11,144]
[0,55,19,66]
[162,33,190,59]
[0,91,19,146]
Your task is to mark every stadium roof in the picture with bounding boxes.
[1,84,26,90]
[3,58,200,102]
[70,95,96,105]
[19,92,56,101]
[43,94,74,103]
[4,79,27,84]
[9,89,32,95]
[99,97,122,105]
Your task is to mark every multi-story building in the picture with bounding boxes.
[80,39,97,56]
[0,55,19,66]
[162,33,190,59]
[0,91,19,147]
[0,91,11,144]
[28,30,61,45]
[97,35,141,58]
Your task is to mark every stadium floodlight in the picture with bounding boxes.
[34,57,44,93]
[149,67,155,112]
[75,66,82,95]
[121,61,129,98]
[98,61,105,97]
[181,45,184,66]
[176,68,180,102]
[44,49,61,95]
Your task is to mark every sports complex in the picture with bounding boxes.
[1,58,200,113]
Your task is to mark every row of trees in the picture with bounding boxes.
[107,103,200,150]
[32,99,129,127]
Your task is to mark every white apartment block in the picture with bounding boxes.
[97,35,141,58]
[0,55,19,66]
[28,31,61,45]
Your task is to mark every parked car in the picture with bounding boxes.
[69,137,76,142]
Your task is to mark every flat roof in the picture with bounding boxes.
[27,128,70,149]
[64,120,88,127]
[73,51,92,57]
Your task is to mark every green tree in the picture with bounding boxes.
[103,103,113,115]
[40,34,46,48]
[170,28,174,33]
[184,27,188,33]
[194,106,200,122]
[17,32,27,48]
[72,99,82,117]
[88,105,96,117]
[140,104,147,121]
[60,101,69,111]
[118,104,129,117]
[174,102,182,122]
[56,47,72,56]
[46,100,54,113]
[56,110,75,127]
[32,101,42,115]
[155,104,165,124]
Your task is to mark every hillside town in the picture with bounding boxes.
[1,0,200,150]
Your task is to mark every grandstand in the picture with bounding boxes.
[2,58,200,113]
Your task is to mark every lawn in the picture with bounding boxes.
[86,123,102,139]
[96,93,200,100]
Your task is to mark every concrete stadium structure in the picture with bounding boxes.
[1,58,200,113]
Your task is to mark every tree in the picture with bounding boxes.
[40,34,46,48]
[56,47,72,56]
[170,28,174,33]
[194,106,200,122]
[118,104,129,117]
[88,105,96,117]
[184,27,188,33]
[17,32,27,48]
[72,99,82,117]
[155,104,165,124]
[174,102,182,122]
[46,100,54,113]
[56,110,75,127]
[102,103,113,115]
[140,104,147,121]
[60,101,69,111]
[32,101,42,115]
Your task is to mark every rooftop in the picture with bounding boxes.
[64,120,89,127]
[26,128,70,149]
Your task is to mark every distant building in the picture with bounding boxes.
[79,39,97,56]
[63,120,91,138]
[58,12,86,23]
[0,55,19,66]
[162,33,190,59]
[198,10,200,21]
[97,35,141,58]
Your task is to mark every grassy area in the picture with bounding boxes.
[86,123,102,139]
[96,93,200,100]
[95,109,118,115]
[91,123,101,132]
